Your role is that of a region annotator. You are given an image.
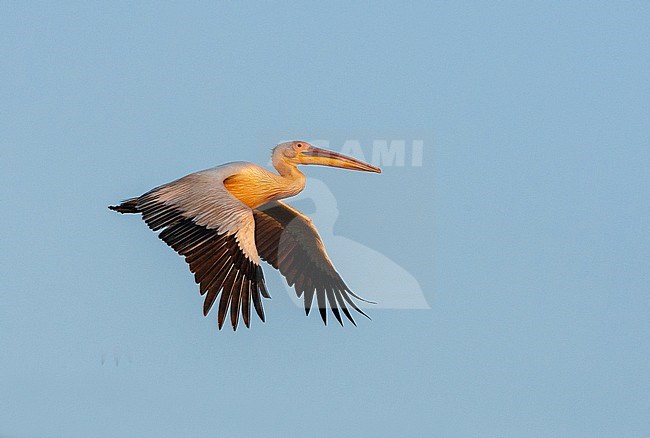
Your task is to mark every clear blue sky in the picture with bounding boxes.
[1,1,648,436]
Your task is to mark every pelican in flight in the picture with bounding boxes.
[109,141,381,330]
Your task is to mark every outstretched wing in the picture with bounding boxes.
[253,200,371,326]
[114,164,270,330]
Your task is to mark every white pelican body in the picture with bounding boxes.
[110,141,381,330]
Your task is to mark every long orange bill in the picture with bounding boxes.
[301,147,382,173]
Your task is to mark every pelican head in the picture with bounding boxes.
[273,141,381,173]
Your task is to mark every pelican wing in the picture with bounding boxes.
[253,200,370,326]
[113,165,269,330]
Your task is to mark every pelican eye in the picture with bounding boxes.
[296,143,303,149]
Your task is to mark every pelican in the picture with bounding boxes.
[109,141,381,330]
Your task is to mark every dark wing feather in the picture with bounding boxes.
[134,191,269,330]
[253,200,371,326]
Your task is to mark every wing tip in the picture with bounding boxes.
[108,198,139,214]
